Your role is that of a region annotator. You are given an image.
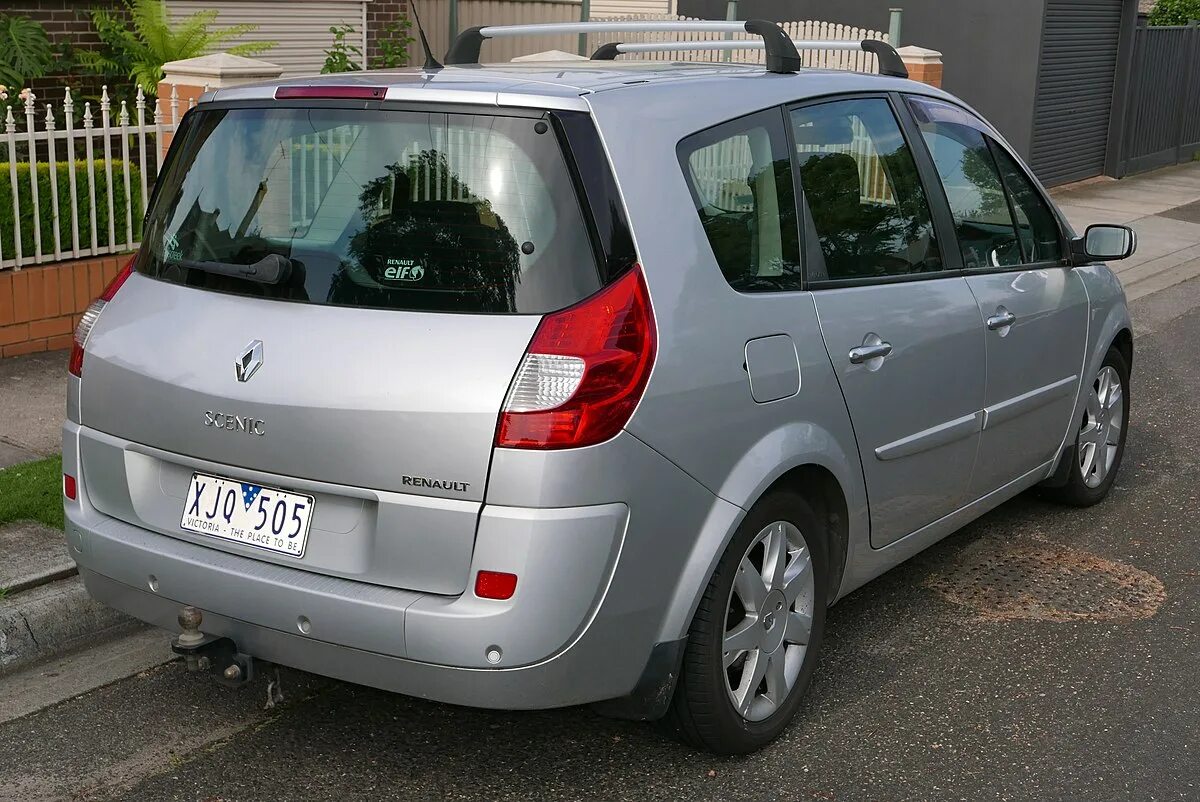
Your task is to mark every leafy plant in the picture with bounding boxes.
[373,20,413,69]
[77,0,275,95]
[0,14,54,88]
[322,20,413,73]
[321,24,364,73]
[1148,0,1200,25]
[0,160,143,257]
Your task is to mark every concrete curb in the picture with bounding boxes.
[0,575,137,674]
[0,521,78,595]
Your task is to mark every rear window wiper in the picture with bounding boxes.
[176,253,293,285]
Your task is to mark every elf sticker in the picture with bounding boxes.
[382,258,425,282]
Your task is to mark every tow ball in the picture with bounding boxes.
[171,606,255,688]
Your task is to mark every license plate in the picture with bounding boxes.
[180,472,314,558]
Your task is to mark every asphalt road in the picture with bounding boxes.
[3,282,1199,802]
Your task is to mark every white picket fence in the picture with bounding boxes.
[583,15,890,72]
[0,85,192,272]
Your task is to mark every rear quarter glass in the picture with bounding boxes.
[137,104,606,314]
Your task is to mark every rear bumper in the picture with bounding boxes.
[65,497,652,710]
[63,422,739,711]
[80,568,671,711]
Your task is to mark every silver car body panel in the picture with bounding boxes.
[808,278,986,547]
[64,62,1132,709]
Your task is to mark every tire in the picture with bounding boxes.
[664,489,829,755]
[1041,345,1130,507]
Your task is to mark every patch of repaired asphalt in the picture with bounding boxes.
[923,540,1166,623]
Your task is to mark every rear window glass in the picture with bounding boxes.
[138,106,600,313]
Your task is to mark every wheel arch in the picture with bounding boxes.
[1112,326,1133,370]
[660,437,866,649]
[758,463,850,607]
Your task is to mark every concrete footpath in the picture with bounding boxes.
[1052,161,1200,301]
[0,351,64,469]
[0,350,139,674]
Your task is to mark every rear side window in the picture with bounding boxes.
[138,106,600,313]
[790,98,942,282]
[678,109,802,292]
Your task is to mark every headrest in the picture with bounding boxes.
[791,116,855,147]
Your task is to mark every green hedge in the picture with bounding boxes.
[0,160,143,257]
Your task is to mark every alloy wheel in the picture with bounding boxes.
[1078,365,1125,489]
[722,520,816,722]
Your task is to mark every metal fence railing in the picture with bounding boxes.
[1,85,187,272]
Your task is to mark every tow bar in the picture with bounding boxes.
[171,606,255,688]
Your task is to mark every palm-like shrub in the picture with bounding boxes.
[0,14,54,88]
[78,0,275,95]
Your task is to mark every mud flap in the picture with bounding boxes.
[590,637,686,721]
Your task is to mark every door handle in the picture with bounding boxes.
[987,310,1016,331]
[849,342,893,364]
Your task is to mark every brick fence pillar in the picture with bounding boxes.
[156,53,283,155]
[367,1,410,65]
[897,46,943,88]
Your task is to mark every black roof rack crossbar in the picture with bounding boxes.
[445,19,802,74]
[590,37,908,79]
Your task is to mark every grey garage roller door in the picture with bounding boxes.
[168,1,368,77]
[1029,0,1124,186]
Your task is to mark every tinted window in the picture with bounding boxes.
[910,104,1022,269]
[908,96,1064,267]
[138,107,600,313]
[991,146,1064,264]
[790,98,941,282]
[678,109,802,292]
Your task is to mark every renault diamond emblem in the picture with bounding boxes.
[235,340,263,383]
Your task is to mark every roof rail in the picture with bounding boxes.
[590,38,909,79]
[445,19,803,74]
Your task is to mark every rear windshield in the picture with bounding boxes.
[137,106,601,313]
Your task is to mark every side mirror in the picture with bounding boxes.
[1072,224,1136,263]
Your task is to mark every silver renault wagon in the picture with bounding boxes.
[63,21,1136,754]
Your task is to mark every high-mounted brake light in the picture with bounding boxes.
[69,258,134,378]
[497,265,656,449]
[274,86,386,100]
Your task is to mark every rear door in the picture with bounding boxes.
[78,101,605,593]
[905,96,1087,499]
[790,96,986,548]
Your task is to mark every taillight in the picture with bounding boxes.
[497,265,656,449]
[63,473,77,501]
[69,258,134,377]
